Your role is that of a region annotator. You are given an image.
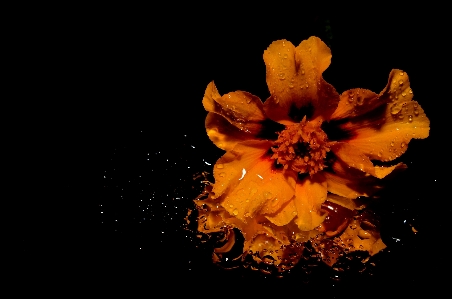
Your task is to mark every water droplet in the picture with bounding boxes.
[216,163,224,169]
[409,89,413,94]
[264,192,273,199]
[401,92,406,97]
[414,110,419,116]
[358,230,371,239]
[348,96,354,103]
[233,209,238,216]
[289,84,294,88]
[390,104,402,114]
[390,141,394,147]
[378,152,382,157]
[356,96,364,106]
[292,211,297,215]
[246,98,252,104]
[408,115,413,122]
[244,212,250,217]
[399,80,404,85]
[278,73,286,80]
[398,114,404,120]
[401,142,406,148]
[219,172,225,177]
[301,70,305,75]
[229,204,234,208]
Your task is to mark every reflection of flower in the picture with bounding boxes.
[194,37,430,270]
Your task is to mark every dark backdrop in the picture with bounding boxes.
[17,9,448,294]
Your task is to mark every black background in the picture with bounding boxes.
[17,8,448,295]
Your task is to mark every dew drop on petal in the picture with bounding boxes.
[233,209,238,216]
[216,163,224,169]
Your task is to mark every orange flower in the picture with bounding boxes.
[195,36,430,270]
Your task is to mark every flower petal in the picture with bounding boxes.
[293,173,327,231]
[331,70,430,162]
[330,88,379,120]
[265,199,297,226]
[331,70,414,121]
[205,112,256,151]
[212,141,297,222]
[338,100,429,161]
[331,142,407,178]
[263,37,339,124]
[324,159,384,199]
[202,81,266,135]
[212,140,273,199]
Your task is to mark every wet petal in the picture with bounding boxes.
[263,37,339,124]
[205,112,255,151]
[220,156,297,222]
[211,140,297,222]
[331,70,430,162]
[338,101,429,161]
[212,140,273,199]
[324,160,383,199]
[293,173,327,231]
[330,88,379,120]
[331,142,406,178]
[202,81,266,135]
[265,199,297,226]
[331,70,414,121]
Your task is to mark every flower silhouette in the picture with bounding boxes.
[194,36,430,269]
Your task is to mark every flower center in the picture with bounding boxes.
[271,117,330,175]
